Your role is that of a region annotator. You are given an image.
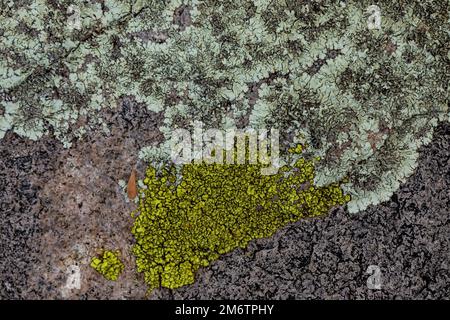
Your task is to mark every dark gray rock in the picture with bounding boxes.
[0,132,63,299]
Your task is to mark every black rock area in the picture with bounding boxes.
[0,132,63,299]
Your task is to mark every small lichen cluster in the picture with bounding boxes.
[90,250,124,281]
[132,146,349,290]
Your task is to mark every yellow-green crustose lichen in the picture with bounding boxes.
[90,250,125,281]
[132,146,349,290]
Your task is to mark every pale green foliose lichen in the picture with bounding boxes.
[1,0,449,212]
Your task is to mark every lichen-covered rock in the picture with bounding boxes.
[1,0,448,212]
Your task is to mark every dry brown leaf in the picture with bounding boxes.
[127,168,137,200]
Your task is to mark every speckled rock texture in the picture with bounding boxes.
[0,132,62,299]
[0,100,448,299]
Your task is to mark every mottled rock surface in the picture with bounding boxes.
[0,132,63,299]
[0,98,163,299]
